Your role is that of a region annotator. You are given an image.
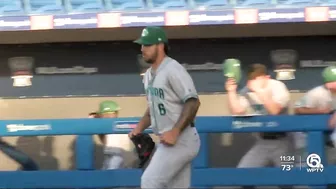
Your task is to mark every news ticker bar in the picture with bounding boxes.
[0,6,334,31]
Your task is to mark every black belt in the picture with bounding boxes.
[326,141,334,148]
[325,130,334,147]
[260,132,287,140]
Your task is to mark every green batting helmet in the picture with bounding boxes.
[222,58,242,83]
[98,101,121,114]
[322,66,336,83]
[134,26,168,46]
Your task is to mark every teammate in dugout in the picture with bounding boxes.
[95,100,139,169]
[225,63,291,178]
[129,26,201,189]
[294,66,336,166]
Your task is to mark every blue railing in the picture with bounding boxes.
[0,115,335,189]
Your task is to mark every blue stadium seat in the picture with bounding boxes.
[104,0,145,10]
[237,0,272,7]
[65,0,104,12]
[277,0,316,6]
[191,0,229,8]
[26,0,64,14]
[320,0,336,5]
[0,0,24,15]
[148,0,188,9]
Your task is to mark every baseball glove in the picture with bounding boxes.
[130,133,155,168]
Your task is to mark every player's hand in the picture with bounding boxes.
[225,78,237,92]
[129,127,142,138]
[160,128,180,146]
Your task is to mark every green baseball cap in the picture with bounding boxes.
[98,101,121,114]
[222,58,242,83]
[322,66,336,83]
[134,26,168,46]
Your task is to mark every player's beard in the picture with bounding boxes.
[144,57,154,64]
[143,48,159,64]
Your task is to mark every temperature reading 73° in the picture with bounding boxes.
[281,164,294,171]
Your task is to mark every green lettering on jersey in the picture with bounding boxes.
[147,86,166,116]
[147,87,165,99]
[158,88,164,99]
[147,86,167,116]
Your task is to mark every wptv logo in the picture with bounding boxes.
[306,153,324,173]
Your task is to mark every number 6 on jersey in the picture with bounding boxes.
[158,103,166,115]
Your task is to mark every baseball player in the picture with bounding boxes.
[96,100,139,169]
[129,26,201,189]
[225,64,291,186]
[294,66,336,166]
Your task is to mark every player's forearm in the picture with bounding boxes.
[137,108,151,132]
[295,107,328,115]
[227,92,246,115]
[174,98,200,132]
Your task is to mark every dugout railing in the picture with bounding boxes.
[0,115,334,189]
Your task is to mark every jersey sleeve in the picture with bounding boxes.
[168,64,198,103]
[294,90,318,108]
[271,81,290,108]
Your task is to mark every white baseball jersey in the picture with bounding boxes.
[295,85,336,110]
[143,56,198,135]
[294,85,336,149]
[237,79,290,140]
[238,79,290,116]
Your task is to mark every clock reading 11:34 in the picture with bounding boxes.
[280,156,295,162]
